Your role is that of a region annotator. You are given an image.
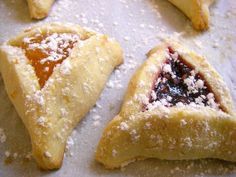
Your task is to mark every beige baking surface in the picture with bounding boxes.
[0,0,236,177]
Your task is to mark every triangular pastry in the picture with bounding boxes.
[27,0,55,19]
[0,23,123,170]
[96,41,236,169]
[168,0,214,30]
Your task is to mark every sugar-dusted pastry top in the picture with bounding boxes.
[17,33,80,88]
[95,42,236,170]
[146,47,219,110]
[0,23,123,170]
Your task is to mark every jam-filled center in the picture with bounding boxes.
[20,33,79,88]
[146,48,219,110]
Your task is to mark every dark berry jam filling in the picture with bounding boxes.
[146,47,219,109]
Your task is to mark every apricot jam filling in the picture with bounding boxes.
[146,47,219,110]
[20,33,79,88]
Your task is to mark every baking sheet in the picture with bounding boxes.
[0,0,236,176]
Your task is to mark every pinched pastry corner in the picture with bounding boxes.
[96,41,236,169]
[168,0,214,30]
[27,0,55,19]
[0,22,123,170]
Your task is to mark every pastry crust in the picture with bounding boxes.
[96,41,236,169]
[168,0,214,30]
[27,0,55,19]
[0,23,123,170]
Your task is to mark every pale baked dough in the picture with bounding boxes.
[0,23,123,170]
[27,0,212,26]
[96,41,236,169]
[27,0,55,19]
[168,0,214,30]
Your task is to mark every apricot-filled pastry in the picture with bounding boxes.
[27,0,55,19]
[168,0,214,30]
[96,41,236,169]
[0,23,123,169]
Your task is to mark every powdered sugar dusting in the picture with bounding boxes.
[145,49,220,110]
[20,32,80,87]
[120,122,129,131]
[23,33,80,64]
[44,151,52,158]
[0,128,6,143]
[60,59,72,75]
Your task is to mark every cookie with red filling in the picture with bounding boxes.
[96,41,236,169]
